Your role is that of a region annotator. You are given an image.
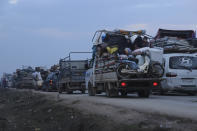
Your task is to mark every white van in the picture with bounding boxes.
[161,53,197,95]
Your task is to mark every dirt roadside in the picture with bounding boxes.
[0,88,197,131]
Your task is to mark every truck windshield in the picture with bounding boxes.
[169,56,197,70]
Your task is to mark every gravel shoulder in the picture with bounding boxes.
[36,90,197,131]
[1,88,197,131]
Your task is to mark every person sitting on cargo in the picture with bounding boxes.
[119,48,138,70]
[125,48,139,63]
[142,36,150,47]
[96,43,109,58]
[95,44,102,57]
[101,49,109,58]
[124,48,132,56]
[133,36,144,49]
[102,33,109,43]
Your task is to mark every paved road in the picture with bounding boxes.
[37,91,197,121]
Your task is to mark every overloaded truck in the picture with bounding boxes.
[58,52,91,94]
[14,67,35,89]
[85,29,164,98]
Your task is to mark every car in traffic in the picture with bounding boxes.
[161,53,197,95]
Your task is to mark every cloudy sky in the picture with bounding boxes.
[0,0,196,75]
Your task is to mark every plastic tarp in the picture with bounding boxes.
[155,29,195,39]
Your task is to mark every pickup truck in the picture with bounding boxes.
[58,52,91,94]
[85,29,164,98]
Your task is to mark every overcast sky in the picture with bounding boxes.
[0,0,197,75]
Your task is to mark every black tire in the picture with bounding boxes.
[81,90,86,94]
[58,87,63,94]
[17,84,21,89]
[106,86,112,97]
[160,89,166,95]
[149,63,164,78]
[46,87,50,92]
[120,90,128,96]
[96,91,102,94]
[35,86,39,91]
[106,83,118,97]
[138,90,150,98]
[67,91,73,94]
[88,83,95,96]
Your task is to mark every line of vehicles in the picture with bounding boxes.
[1,28,197,98]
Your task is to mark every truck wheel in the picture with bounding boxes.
[138,90,150,98]
[46,87,49,92]
[58,87,63,94]
[96,91,102,94]
[67,91,73,94]
[81,90,86,94]
[88,83,95,96]
[17,84,22,89]
[16,84,20,89]
[106,83,118,97]
[160,89,166,95]
[121,91,127,96]
[35,86,39,90]
[149,63,164,78]
[106,87,112,97]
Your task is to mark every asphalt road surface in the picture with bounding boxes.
[36,91,197,121]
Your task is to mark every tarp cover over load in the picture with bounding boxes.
[155,29,196,39]
[153,29,197,53]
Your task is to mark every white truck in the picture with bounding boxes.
[85,30,164,98]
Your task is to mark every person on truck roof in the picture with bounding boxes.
[102,32,132,54]
[133,36,144,49]
[142,36,150,47]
